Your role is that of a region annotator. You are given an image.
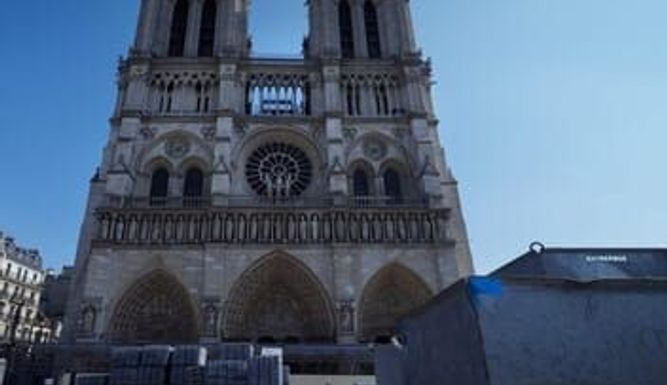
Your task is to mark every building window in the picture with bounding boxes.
[245,143,313,199]
[364,1,381,58]
[339,0,354,58]
[183,167,204,206]
[353,169,371,197]
[198,0,217,57]
[150,168,170,206]
[383,168,402,204]
[168,0,190,57]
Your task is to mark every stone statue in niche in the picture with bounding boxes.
[338,301,355,334]
[79,306,96,334]
[204,305,218,335]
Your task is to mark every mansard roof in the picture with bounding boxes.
[0,231,44,270]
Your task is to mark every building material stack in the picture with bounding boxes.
[109,347,141,385]
[74,373,110,385]
[138,346,173,385]
[170,345,207,385]
[211,344,254,362]
[248,348,283,385]
[58,344,284,385]
[206,360,248,385]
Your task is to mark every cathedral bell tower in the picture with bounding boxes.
[64,0,473,357]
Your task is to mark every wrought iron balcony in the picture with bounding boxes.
[92,203,451,246]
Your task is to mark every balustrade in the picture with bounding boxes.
[94,206,450,246]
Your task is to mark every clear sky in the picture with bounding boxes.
[0,0,665,273]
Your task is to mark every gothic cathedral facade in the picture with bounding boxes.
[64,0,474,346]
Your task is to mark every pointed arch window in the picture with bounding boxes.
[364,1,381,58]
[184,167,204,206]
[339,0,355,58]
[198,0,217,57]
[150,168,170,206]
[383,168,402,204]
[353,169,371,197]
[168,0,190,57]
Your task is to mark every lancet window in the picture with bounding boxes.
[150,71,218,115]
[383,168,402,204]
[353,169,371,197]
[198,0,217,57]
[364,1,381,58]
[339,0,355,58]
[150,168,170,206]
[168,0,189,57]
[341,73,401,117]
[245,73,311,116]
[183,167,204,206]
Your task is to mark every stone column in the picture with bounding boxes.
[322,65,347,200]
[123,63,150,114]
[220,0,249,57]
[322,0,340,58]
[213,0,225,55]
[212,62,235,206]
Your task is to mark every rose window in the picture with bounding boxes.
[246,142,313,198]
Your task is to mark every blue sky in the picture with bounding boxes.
[0,0,665,273]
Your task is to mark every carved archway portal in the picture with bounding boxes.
[110,270,198,344]
[223,254,336,343]
[359,264,433,342]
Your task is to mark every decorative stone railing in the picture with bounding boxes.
[93,206,451,246]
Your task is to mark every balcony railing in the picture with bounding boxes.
[105,195,428,209]
[93,205,450,246]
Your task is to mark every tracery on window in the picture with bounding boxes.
[245,143,313,199]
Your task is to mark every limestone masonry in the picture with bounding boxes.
[63,0,474,358]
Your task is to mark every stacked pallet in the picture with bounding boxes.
[211,344,254,361]
[110,347,141,385]
[247,356,281,385]
[169,345,207,385]
[206,360,248,385]
[138,346,173,385]
[74,373,110,385]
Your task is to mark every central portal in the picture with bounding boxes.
[222,253,335,343]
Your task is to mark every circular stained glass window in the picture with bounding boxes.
[246,142,313,198]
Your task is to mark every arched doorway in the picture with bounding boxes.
[222,254,335,343]
[358,263,433,342]
[109,270,198,344]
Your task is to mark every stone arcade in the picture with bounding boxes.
[62,0,474,376]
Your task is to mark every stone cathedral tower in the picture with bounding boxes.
[64,0,473,355]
